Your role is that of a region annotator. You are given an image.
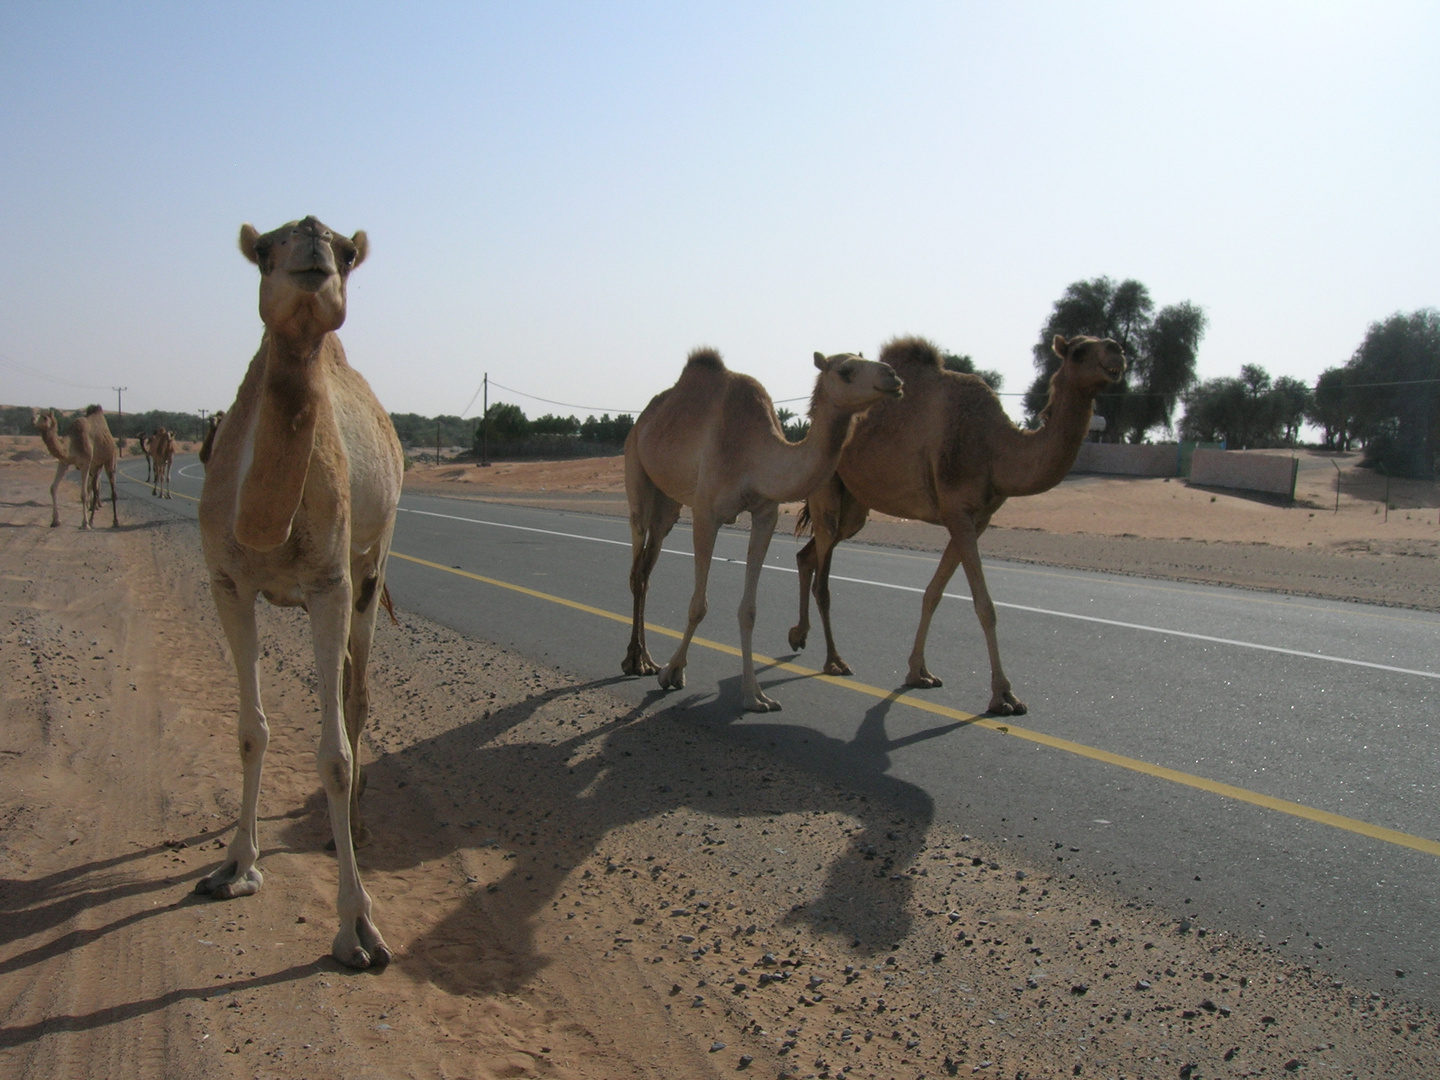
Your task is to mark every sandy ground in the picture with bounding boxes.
[2,443,1438,1079]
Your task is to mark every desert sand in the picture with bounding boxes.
[1,443,1437,1079]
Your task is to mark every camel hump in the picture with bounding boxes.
[684,347,725,371]
[878,336,943,372]
[85,404,105,416]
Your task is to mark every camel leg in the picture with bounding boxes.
[788,475,846,654]
[812,491,869,676]
[340,556,388,850]
[658,512,718,692]
[953,524,1025,716]
[80,465,98,530]
[196,578,268,900]
[306,579,388,968]
[904,534,966,692]
[104,462,119,527]
[789,536,818,652]
[738,503,781,712]
[622,464,680,676]
[47,462,69,527]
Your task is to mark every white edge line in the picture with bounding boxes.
[395,503,1440,681]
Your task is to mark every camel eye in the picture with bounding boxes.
[339,246,356,267]
[837,363,855,383]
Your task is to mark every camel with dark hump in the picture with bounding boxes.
[197,216,403,969]
[623,348,902,711]
[789,335,1125,715]
[149,429,175,498]
[32,406,119,529]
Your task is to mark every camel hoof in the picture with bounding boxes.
[787,626,808,651]
[822,659,852,677]
[621,649,659,677]
[334,918,391,969]
[987,695,1027,717]
[657,665,685,691]
[195,861,263,899]
[49,521,61,529]
[744,695,782,713]
[906,672,943,689]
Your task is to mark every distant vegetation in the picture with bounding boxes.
[6,303,1434,478]
[470,405,635,458]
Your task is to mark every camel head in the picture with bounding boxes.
[1051,335,1126,395]
[810,351,903,414]
[239,216,368,343]
[32,410,56,436]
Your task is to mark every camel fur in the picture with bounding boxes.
[790,334,1125,715]
[197,216,402,969]
[623,347,901,711]
[32,406,119,529]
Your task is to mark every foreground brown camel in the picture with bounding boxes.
[623,348,902,711]
[149,429,175,498]
[197,216,403,969]
[33,406,119,529]
[790,335,1125,715]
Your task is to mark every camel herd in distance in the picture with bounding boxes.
[31,409,177,527]
[28,216,1126,969]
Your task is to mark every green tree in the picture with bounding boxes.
[530,413,581,435]
[1345,309,1440,478]
[1305,367,1356,451]
[941,352,1003,391]
[1024,277,1206,442]
[1271,376,1312,446]
[478,402,530,445]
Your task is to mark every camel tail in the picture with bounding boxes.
[380,582,398,625]
[794,503,813,537]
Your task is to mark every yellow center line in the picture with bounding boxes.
[390,549,1440,860]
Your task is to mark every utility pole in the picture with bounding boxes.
[436,418,441,466]
[199,408,208,442]
[480,372,490,467]
[113,386,127,452]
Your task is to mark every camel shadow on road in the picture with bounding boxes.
[289,671,970,998]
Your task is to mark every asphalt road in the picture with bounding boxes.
[139,458,1440,1007]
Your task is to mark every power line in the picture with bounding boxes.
[482,379,641,417]
[0,351,113,392]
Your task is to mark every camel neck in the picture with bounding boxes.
[996,373,1098,498]
[755,394,856,504]
[37,422,69,463]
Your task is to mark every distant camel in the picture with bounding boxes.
[149,429,175,498]
[623,348,901,711]
[197,216,402,969]
[33,406,119,529]
[198,412,224,467]
[790,335,1125,715]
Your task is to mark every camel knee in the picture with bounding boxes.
[317,745,355,799]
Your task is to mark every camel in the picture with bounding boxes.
[149,429,175,498]
[141,429,156,483]
[789,335,1125,715]
[197,216,403,969]
[198,411,224,467]
[623,347,902,711]
[32,406,119,529]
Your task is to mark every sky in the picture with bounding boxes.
[2,2,1437,429]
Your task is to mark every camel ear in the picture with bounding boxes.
[350,230,369,269]
[1051,335,1071,361]
[814,351,827,370]
[239,224,262,265]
